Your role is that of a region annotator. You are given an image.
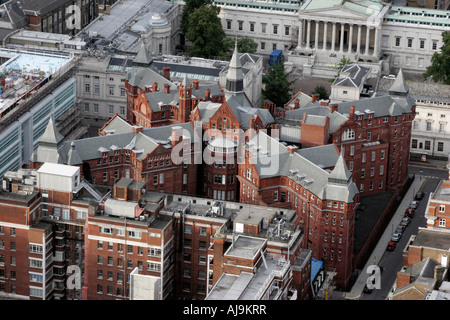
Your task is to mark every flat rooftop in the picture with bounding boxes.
[37,162,79,177]
[206,249,290,300]
[82,0,173,41]
[225,235,266,259]
[0,48,73,116]
[410,229,450,252]
[430,180,450,203]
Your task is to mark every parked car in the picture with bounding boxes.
[363,284,373,294]
[405,208,415,218]
[391,233,402,242]
[400,217,411,227]
[410,200,419,209]
[415,192,425,200]
[395,225,405,234]
[387,241,397,251]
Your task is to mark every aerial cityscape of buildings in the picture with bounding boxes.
[0,0,448,306]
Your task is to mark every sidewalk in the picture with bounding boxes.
[344,175,426,300]
[409,159,448,170]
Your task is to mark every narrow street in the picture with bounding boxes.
[359,164,446,300]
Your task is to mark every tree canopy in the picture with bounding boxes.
[185,5,226,59]
[311,85,329,100]
[181,0,212,35]
[262,58,295,108]
[423,31,450,85]
[223,37,258,57]
[330,56,353,82]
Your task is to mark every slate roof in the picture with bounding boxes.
[247,131,358,203]
[333,64,371,88]
[127,66,175,91]
[57,122,198,164]
[194,98,275,129]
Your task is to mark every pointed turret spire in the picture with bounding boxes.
[329,152,352,184]
[182,73,190,88]
[133,42,152,68]
[30,115,64,165]
[225,40,244,94]
[389,68,409,97]
[40,115,64,147]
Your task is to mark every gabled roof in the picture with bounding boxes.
[333,64,371,88]
[127,66,175,90]
[247,131,358,203]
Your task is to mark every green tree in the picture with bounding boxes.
[181,0,212,35]
[330,56,353,82]
[262,58,295,108]
[185,5,226,59]
[223,37,258,57]
[423,31,450,85]
[311,85,329,100]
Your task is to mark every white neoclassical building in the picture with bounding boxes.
[215,0,450,75]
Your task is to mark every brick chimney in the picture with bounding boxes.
[132,125,143,134]
[205,88,211,101]
[350,104,355,119]
[162,67,171,81]
[288,145,298,155]
[294,98,299,109]
[330,104,338,113]
[171,126,183,148]
[193,80,199,90]
[311,93,320,103]
[164,84,170,94]
[152,82,158,92]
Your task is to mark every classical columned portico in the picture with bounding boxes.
[348,24,353,53]
[356,25,362,55]
[339,23,344,53]
[331,22,336,52]
[314,21,319,49]
[306,20,311,49]
[365,26,371,56]
[296,18,379,59]
[297,19,303,49]
[322,21,327,51]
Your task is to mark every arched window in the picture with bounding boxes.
[140,103,146,114]
[218,118,231,132]
[342,129,355,141]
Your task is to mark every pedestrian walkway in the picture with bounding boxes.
[344,175,426,300]
[409,159,448,170]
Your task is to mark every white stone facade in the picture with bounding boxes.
[411,98,450,160]
[214,0,450,73]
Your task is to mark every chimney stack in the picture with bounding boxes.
[311,94,320,103]
[330,103,338,113]
[294,98,299,109]
[164,84,170,94]
[171,126,183,148]
[132,125,143,134]
[288,145,298,155]
[162,67,171,81]
[350,105,355,119]
[204,88,211,101]
[193,80,199,90]
[152,82,158,92]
